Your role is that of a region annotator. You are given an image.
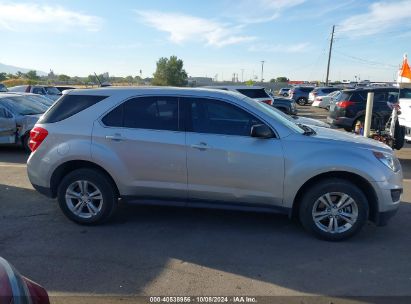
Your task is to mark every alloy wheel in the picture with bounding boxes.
[65,180,103,219]
[312,192,358,234]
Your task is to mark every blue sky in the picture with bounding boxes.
[0,0,410,81]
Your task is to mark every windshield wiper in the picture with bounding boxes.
[297,123,316,136]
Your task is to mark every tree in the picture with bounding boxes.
[152,55,187,86]
[269,78,276,83]
[0,73,6,82]
[245,79,255,86]
[125,75,134,84]
[58,74,71,83]
[276,76,289,83]
[26,70,39,80]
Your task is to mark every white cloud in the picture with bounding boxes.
[135,10,255,47]
[0,2,103,32]
[225,0,306,23]
[248,42,310,53]
[339,0,411,37]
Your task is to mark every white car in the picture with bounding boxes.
[398,87,411,141]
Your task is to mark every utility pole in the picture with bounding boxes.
[261,60,265,83]
[241,69,244,82]
[325,25,335,86]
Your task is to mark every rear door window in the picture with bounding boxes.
[122,96,179,131]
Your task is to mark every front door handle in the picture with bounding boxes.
[191,142,210,150]
[105,134,126,142]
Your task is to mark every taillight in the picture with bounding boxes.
[261,99,273,105]
[29,127,48,152]
[336,100,355,108]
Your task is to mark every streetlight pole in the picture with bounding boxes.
[261,60,265,83]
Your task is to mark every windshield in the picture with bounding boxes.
[243,97,304,134]
[45,87,62,95]
[0,96,48,115]
[26,95,54,107]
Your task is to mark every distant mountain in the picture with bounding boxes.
[0,62,47,76]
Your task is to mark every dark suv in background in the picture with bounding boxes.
[327,87,400,131]
[289,86,314,105]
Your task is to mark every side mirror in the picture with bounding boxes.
[251,124,274,139]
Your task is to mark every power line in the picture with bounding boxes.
[333,50,398,68]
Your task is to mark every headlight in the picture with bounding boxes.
[373,151,401,172]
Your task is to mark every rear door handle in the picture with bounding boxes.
[105,134,126,142]
[191,142,210,150]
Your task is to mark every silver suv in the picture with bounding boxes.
[27,87,403,241]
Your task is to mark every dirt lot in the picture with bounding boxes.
[0,105,410,303]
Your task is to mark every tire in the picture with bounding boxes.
[297,97,307,106]
[298,178,369,241]
[22,133,31,153]
[57,168,118,225]
[394,121,405,150]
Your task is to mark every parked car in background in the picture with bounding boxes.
[327,87,400,132]
[0,83,8,92]
[288,86,314,105]
[278,88,290,97]
[0,257,50,304]
[5,92,55,107]
[0,93,48,151]
[55,86,76,93]
[207,85,274,105]
[8,85,62,101]
[272,96,297,115]
[27,87,401,241]
[308,87,340,104]
[312,90,342,110]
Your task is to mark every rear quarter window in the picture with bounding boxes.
[39,94,108,123]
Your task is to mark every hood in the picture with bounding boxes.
[293,116,330,128]
[310,125,392,152]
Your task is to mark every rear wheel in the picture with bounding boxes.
[22,134,31,153]
[299,178,368,241]
[297,97,307,106]
[57,168,118,225]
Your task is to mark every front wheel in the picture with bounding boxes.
[57,168,118,225]
[299,178,368,241]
